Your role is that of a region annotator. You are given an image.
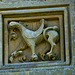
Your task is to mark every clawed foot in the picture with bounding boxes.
[31,54,38,61]
[18,56,26,62]
[47,52,56,60]
[39,52,45,60]
[9,56,14,63]
[9,51,23,63]
[11,51,23,58]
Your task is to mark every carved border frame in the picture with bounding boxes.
[0,7,70,68]
[4,15,64,64]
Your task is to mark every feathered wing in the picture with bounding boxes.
[24,19,44,38]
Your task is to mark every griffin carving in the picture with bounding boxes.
[9,19,44,61]
[9,19,59,62]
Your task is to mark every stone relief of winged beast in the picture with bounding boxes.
[9,19,59,62]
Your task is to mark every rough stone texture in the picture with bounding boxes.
[2,0,46,3]
[0,0,75,75]
[0,69,75,75]
[0,14,2,66]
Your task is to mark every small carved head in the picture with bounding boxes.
[9,21,19,29]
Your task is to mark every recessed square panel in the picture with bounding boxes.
[2,7,70,67]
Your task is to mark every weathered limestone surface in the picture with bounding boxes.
[0,14,2,66]
[0,0,75,75]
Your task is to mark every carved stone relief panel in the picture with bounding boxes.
[4,15,64,63]
[3,7,70,66]
[8,18,60,63]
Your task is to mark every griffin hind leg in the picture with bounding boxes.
[46,31,59,60]
[47,41,56,59]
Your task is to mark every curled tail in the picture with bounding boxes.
[43,26,59,42]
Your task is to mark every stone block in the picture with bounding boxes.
[2,0,45,3]
[19,71,25,75]
[0,0,74,74]
[51,70,64,75]
[72,70,75,75]
[72,56,75,67]
[65,69,72,75]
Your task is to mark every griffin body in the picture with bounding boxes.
[9,19,59,62]
[9,19,44,61]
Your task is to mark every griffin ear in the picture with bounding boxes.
[53,26,59,32]
[40,19,44,23]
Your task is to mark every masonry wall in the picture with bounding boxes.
[0,0,75,75]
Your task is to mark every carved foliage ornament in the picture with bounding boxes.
[8,19,59,63]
